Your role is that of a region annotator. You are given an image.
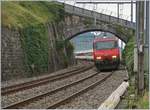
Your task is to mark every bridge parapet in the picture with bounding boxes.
[64,3,135,29]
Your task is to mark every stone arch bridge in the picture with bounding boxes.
[57,2,135,43]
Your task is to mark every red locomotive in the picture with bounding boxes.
[93,37,120,70]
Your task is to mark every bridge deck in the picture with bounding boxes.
[63,3,135,29]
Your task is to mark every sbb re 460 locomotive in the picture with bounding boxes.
[93,37,121,70]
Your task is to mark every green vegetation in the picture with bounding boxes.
[2,1,64,28]
[128,90,149,109]
[122,31,149,109]
[136,91,149,109]
[2,1,74,76]
[65,41,74,58]
[116,24,135,76]
[20,25,49,75]
[123,36,134,76]
[83,18,93,27]
[55,40,74,67]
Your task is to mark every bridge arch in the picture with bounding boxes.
[62,8,134,43]
[64,25,131,43]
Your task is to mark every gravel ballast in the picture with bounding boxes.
[1,64,85,88]
[2,67,94,107]
[2,68,127,109]
[21,72,109,109]
[57,70,127,109]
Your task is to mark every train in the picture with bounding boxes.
[93,37,121,70]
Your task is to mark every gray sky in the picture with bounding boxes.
[57,0,136,22]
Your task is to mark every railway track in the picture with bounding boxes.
[2,65,93,95]
[47,72,113,109]
[3,71,113,109]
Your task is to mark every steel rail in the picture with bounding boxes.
[3,71,100,109]
[2,65,93,95]
[47,71,113,109]
[2,66,83,90]
[2,67,82,91]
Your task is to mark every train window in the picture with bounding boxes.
[114,41,118,47]
[94,41,116,50]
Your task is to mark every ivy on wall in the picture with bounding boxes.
[123,36,134,75]
[20,24,49,75]
[55,40,74,67]
[115,24,135,75]
[2,1,74,76]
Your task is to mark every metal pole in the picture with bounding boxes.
[136,1,145,96]
[76,1,136,4]
[119,4,123,19]
[117,3,119,18]
[131,0,133,22]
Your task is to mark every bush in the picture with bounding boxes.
[122,36,134,76]
[20,24,49,75]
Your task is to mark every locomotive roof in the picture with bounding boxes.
[93,37,118,43]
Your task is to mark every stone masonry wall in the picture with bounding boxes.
[1,27,26,81]
[1,24,75,81]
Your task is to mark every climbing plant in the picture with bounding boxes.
[123,36,134,75]
[20,24,49,75]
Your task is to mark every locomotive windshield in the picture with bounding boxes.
[94,41,117,50]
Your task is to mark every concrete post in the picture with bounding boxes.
[144,1,150,88]
[136,1,145,96]
[145,1,149,70]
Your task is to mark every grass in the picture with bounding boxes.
[1,1,64,28]
[137,91,149,109]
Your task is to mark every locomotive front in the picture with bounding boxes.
[93,37,120,70]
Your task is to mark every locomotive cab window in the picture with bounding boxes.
[94,41,117,50]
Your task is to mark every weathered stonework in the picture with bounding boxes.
[1,23,75,81]
[1,27,26,81]
[47,22,75,72]
[63,14,132,43]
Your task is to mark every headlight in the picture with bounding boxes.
[96,56,102,60]
[112,55,117,58]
